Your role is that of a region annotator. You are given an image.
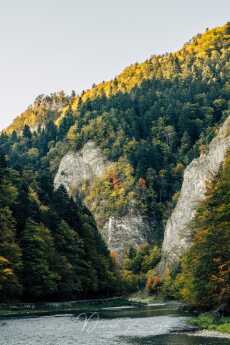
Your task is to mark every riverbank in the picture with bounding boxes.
[0,297,132,318]
[186,313,230,339]
[2,295,229,342]
[0,295,181,318]
[128,291,166,304]
[1,301,229,345]
[189,330,230,339]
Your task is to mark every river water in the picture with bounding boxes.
[0,302,229,345]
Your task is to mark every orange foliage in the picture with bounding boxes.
[146,275,155,291]
[109,173,121,189]
[146,274,161,292]
[138,177,147,189]
[110,250,119,264]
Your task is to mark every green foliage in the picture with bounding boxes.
[0,256,22,301]
[22,220,58,298]
[83,160,136,226]
[121,245,161,292]
[176,155,230,310]
[1,23,230,302]
[0,156,23,300]
[0,135,119,301]
[4,24,230,242]
[75,24,230,239]
[191,314,230,334]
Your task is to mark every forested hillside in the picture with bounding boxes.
[7,23,230,240]
[0,128,118,301]
[0,23,229,303]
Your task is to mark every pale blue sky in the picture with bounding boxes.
[0,0,229,130]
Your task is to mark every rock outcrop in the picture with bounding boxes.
[54,141,108,196]
[54,141,152,257]
[102,210,153,259]
[159,116,230,276]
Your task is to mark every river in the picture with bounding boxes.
[0,302,229,345]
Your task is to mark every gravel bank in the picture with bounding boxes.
[188,330,230,339]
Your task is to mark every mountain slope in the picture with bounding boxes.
[175,152,230,310]
[3,23,230,258]
[158,115,230,275]
[2,23,230,262]
[53,23,230,255]
[0,133,118,302]
[6,23,230,135]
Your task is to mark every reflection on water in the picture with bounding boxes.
[0,303,229,345]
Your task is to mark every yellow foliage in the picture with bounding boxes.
[83,160,136,226]
[0,256,9,266]
[67,124,77,142]
[6,24,229,134]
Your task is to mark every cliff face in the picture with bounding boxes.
[102,210,153,259]
[159,116,230,275]
[54,141,152,257]
[54,141,108,196]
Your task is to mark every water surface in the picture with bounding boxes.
[0,302,229,345]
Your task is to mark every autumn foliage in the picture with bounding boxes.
[176,155,230,309]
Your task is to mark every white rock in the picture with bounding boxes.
[159,116,230,274]
[102,210,152,258]
[54,141,108,195]
[54,141,153,257]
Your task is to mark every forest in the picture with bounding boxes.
[0,23,229,307]
[0,133,119,301]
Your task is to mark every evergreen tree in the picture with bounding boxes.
[176,156,230,309]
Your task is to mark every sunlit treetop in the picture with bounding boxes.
[5,23,230,134]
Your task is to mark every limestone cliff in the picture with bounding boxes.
[54,141,152,256]
[54,141,108,196]
[159,116,230,275]
[102,210,153,258]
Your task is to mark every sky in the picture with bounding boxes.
[0,0,229,130]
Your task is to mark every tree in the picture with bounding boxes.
[21,220,58,299]
[176,156,230,309]
[0,256,22,301]
[23,125,32,140]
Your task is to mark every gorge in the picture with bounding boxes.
[0,23,229,307]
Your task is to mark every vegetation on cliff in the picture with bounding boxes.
[0,23,230,302]
[154,153,230,311]
[174,154,230,310]
[6,23,230,242]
